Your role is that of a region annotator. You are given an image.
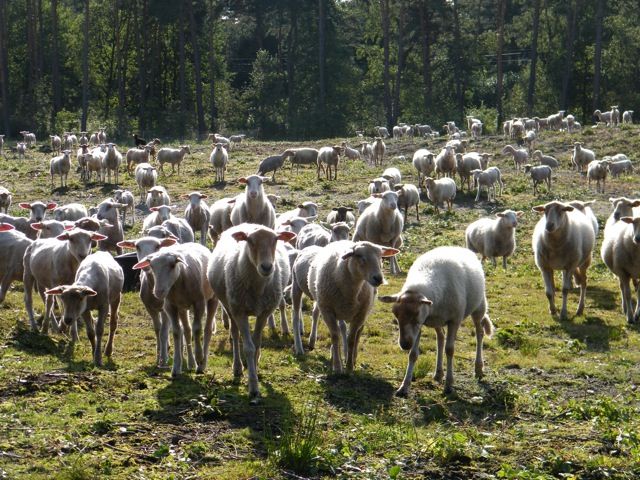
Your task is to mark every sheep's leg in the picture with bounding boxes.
[69,315,79,343]
[105,298,120,359]
[154,310,170,367]
[502,256,508,269]
[227,312,243,377]
[82,311,96,354]
[434,327,445,382]
[199,297,217,374]
[237,314,260,399]
[471,311,487,379]
[321,310,343,373]
[396,330,422,397]
[266,313,277,334]
[0,270,14,303]
[278,298,290,335]
[167,303,184,377]
[415,204,420,222]
[541,268,557,316]
[179,310,196,370]
[42,294,58,334]
[346,321,366,372]
[23,267,39,331]
[574,266,588,317]
[619,277,632,322]
[291,281,305,355]
[191,300,206,372]
[443,322,460,393]
[94,308,106,366]
[339,320,348,363]
[475,184,481,202]
[308,303,320,350]
[633,279,640,323]
[559,269,573,319]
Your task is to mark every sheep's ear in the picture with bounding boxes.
[332,207,339,211]
[180,194,189,199]
[160,238,177,247]
[516,211,524,217]
[150,206,159,212]
[632,200,640,207]
[609,197,621,204]
[30,222,44,231]
[260,176,270,182]
[133,259,150,270]
[200,194,208,199]
[280,219,292,226]
[372,193,382,198]
[496,212,505,218]
[378,294,399,303]
[238,177,248,184]
[80,287,98,297]
[341,248,355,260]
[174,254,187,265]
[19,202,32,209]
[562,206,574,212]
[114,203,127,209]
[46,202,58,210]
[345,207,353,211]
[91,233,108,241]
[277,231,297,243]
[57,232,70,240]
[64,224,75,231]
[117,240,136,249]
[621,217,634,224]
[419,297,433,305]
[583,200,596,206]
[0,223,14,232]
[532,205,546,213]
[45,286,65,296]
[380,247,400,257]
[231,231,248,242]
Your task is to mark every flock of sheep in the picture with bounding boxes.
[0,109,638,402]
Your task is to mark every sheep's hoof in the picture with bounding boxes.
[249,393,261,405]
[443,384,454,395]
[433,371,444,382]
[395,387,409,398]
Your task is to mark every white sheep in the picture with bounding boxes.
[210,143,228,183]
[146,185,170,209]
[295,222,350,250]
[326,206,355,226]
[112,189,135,226]
[424,177,456,213]
[455,153,481,192]
[208,197,235,243]
[465,210,523,268]
[256,154,286,182]
[289,246,323,355]
[572,142,596,173]
[161,218,195,244]
[183,191,210,246]
[358,142,374,164]
[471,167,503,202]
[53,203,88,222]
[524,164,552,194]
[207,224,295,400]
[587,159,609,193]
[532,150,559,168]
[523,129,536,151]
[607,155,633,177]
[96,199,127,255]
[0,224,32,303]
[50,150,72,189]
[394,183,420,223]
[502,144,529,172]
[381,167,401,188]
[276,201,319,229]
[282,148,319,174]
[594,109,613,126]
[317,146,342,180]
[470,121,482,139]
[341,142,361,161]
[50,135,62,154]
[412,148,435,189]
[30,220,73,239]
[0,201,57,240]
[45,252,123,365]
[622,110,633,124]
[605,197,640,236]
[0,187,11,213]
[230,175,276,228]
[16,142,27,159]
[157,145,191,175]
[568,200,599,238]
[434,145,457,178]
[142,205,175,232]
[102,143,122,184]
[532,201,595,319]
[611,105,621,126]
[125,146,151,175]
[372,137,386,166]
[353,190,404,274]
[135,163,157,202]
[368,177,390,194]
[375,126,390,138]
[378,246,493,395]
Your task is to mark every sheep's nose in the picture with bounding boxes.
[249,192,258,199]
[634,236,640,244]
[614,212,621,220]
[371,274,383,287]
[545,223,555,232]
[64,317,73,326]
[260,262,273,276]
[399,339,412,351]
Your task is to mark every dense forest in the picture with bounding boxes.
[0,0,637,140]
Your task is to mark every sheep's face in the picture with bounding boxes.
[283,217,311,235]
[187,192,207,207]
[497,210,522,228]
[57,229,105,263]
[45,285,97,326]
[379,292,432,350]
[231,227,296,277]
[32,220,69,239]
[152,206,173,222]
[610,197,640,221]
[532,201,573,233]
[330,224,350,242]
[299,202,319,218]
[140,252,185,300]
[96,200,125,222]
[342,242,398,288]
[379,191,399,211]
[20,201,57,222]
[333,206,353,222]
[621,217,640,244]
[240,175,266,200]
[123,237,176,262]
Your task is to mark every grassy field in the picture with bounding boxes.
[1,127,640,479]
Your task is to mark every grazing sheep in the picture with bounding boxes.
[471,167,503,202]
[142,205,175,232]
[296,222,350,250]
[112,189,135,226]
[587,159,610,193]
[276,202,319,229]
[341,142,361,161]
[133,243,216,377]
[161,218,195,244]
[135,163,158,202]
[572,142,596,173]
[0,187,12,213]
[394,183,420,223]
[532,150,559,168]
[230,175,276,228]
[0,224,33,303]
[157,145,191,175]
[146,185,170,209]
[281,148,319,174]
[210,143,228,183]
[102,143,123,184]
[412,148,435,189]
[622,110,633,124]
[183,192,210,246]
[465,210,523,268]
[45,252,123,365]
[96,199,127,255]
[358,141,374,163]
[532,201,595,319]
[455,153,481,191]
[607,155,633,177]
[317,146,343,180]
[568,200,599,238]
[372,137,386,166]
[353,190,404,274]
[502,144,529,172]
[424,177,457,214]
[523,130,536,151]
[50,150,72,189]
[434,146,456,178]
[230,134,246,146]
[368,177,391,194]
[208,197,235,243]
[326,206,355,226]
[308,240,398,372]
[207,224,295,400]
[0,201,57,240]
[125,146,152,175]
[381,167,401,188]
[50,135,62,154]
[375,126,390,138]
[378,246,493,395]
[53,203,88,222]
[524,164,552,194]
[256,154,286,182]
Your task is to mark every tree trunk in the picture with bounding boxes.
[50,0,61,123]
[318,0,326,116]
[592,0,604,110]
[451,0,464,121]
[81,0,89,131]
[496,0,506,128]
[392,2,405,124]
[526,0,541,116]
[104,2,120,119]
[208,0,218,133]
[560,0,579,110]
[117,3,130,137]
[0,0,9,134]
[381,0,392,130]
[419,0,432,114]
[137,0,148,133]
[178,3,186,128]
[286,5,298,131]
[26,0,38,121]
[186,0,206,136]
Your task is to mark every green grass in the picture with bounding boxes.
[1,129,640,478]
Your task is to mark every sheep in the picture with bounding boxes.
[356,196,377,214]
[161,218,195,244]
[0,224,33,303]
[358,141,374,164]
[142,205,175,232]
[372,137,386,166]
[20,131,36,147]
[532,201,595,319]
[341,142,361,161]
[605,197,640,236]
[95,199,127,255]
[601,216,640,323]
[412,149,435,189]
[281,148,319,174]
[230,175,276,228]
[135,163,158,202]
[0,187,12,213]
[207,224,295,400]
[23,228,107,332]
[381,167,401,188]
[572,142,596,173]
[524,164,552,194]
[607,155,633,177]
[502,120,512,138]
[50,150,72,189]
[502,144,529,172]
[112,189,135,226]
[102,143,123,184]
[471,167,503,202]
[594,109,613,126]
[89,132,99,145]
[289,246,323,354]
[85,146,105,182]
[317,145,342,180]
[510,119,525,138]
[133,243,216,377]
[353,190,404,274]
[230,134,246,146]
[0,201,57,240]
[378,246,493,395]
[326,206,355,226]
[76,144,91,181]
[445,139,467,154]
[16,142,27,159]
[125,146,152,175]
[368,177,391,194]
[532,150,559,168]
[50,135,62,154]
[547,111,565,130]
[45,252,123,365]
[470,121,482,139]
[208,197,235,243]
[276,201,319,229]
[455,153,481,192]
[568,200,599,238]
[465,210,523,269]
[133,133,147,147]
[308,240,398,373]
[434,145,456,178]
[53,203,88,222]
[424,177,457,214]
[394,183,420,223]
[146,185,170,209]
[97,127,107,144]
[157,145,191,175]
[523,130,536,151]
[207,133,230,146]
[183,191,210,246]
[256,154,286,182]
[375,126,390,138]
[587,159,610,193]
[466,116,481,132]
[611,105,621,126]
[622,110,633,124]
[296,222,350,250]
[210,143,228,183]
[78,131,88,145]
[392,125,404,140]
[0,134,4,154]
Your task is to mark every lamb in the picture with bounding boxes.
[76,144,91,182]
[85,146,105,182]
[394,183,420,223]
[16,142,27,159]
[102,143,123,184]
[135,163,158,202]
[146,185,170,209]
[207,224,295,400]
[183,191,210,245]
[308,240,398,373]
[125,146,152,175]
[112,189,135,226]
[502,120,512,138]
[353,190,404,274]
[276,201,319,229]
[78,131,88,145]
[142,205,175,232]
[53,203,88,222]
[23,228,106,332]
[50,150,72,189]
[372,137,386,166]
[471,167,503,202]
[230,134,246,146]
[368,177,390,194]
[50,135,62,154]
[572,142,596,173]
[0,187,12,213]
[601,216,640,323]
[326,206,356,226]
[95,199,127,255]
[378,246,493,395]
[605,197,640,236]
[358,142,373,164]
[524,164,552,194]
[317,145,342,180]
[594,109,613,126]
[375,126,390,138]
[455,153,481,191]
[133,243,216,377]
[208,197,235,243]
[532,201,595,319]
[0,224,33,303]
[532,150,559,168]
[45,252,123,365]
[607,155,633,177]
[210,143,228,182]
[622,110,633,124]
[502,144,529,172]
[523,130,536,151]
[424,177,457,214]
[611,105,621,126]
[412,148,435,189]
[568,200,599,238]
[230,175,276,228]
[341,142,361,161]
[381,167,401,188]
[256,154,286,182]
[97,127,107,143]
[587,159,610,193]
[0,201,57,240]
[281,148,319,174]
[157,145,191,175]
[296,222,350,250]
[434,145,456,178]
[465,210,523,269]
[89,132,99,145]
[470,121,483,139]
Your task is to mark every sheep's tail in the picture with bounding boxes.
[481,315,494,338]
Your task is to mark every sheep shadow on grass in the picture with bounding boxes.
[556,314,624,352]
[321,370,396,414]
